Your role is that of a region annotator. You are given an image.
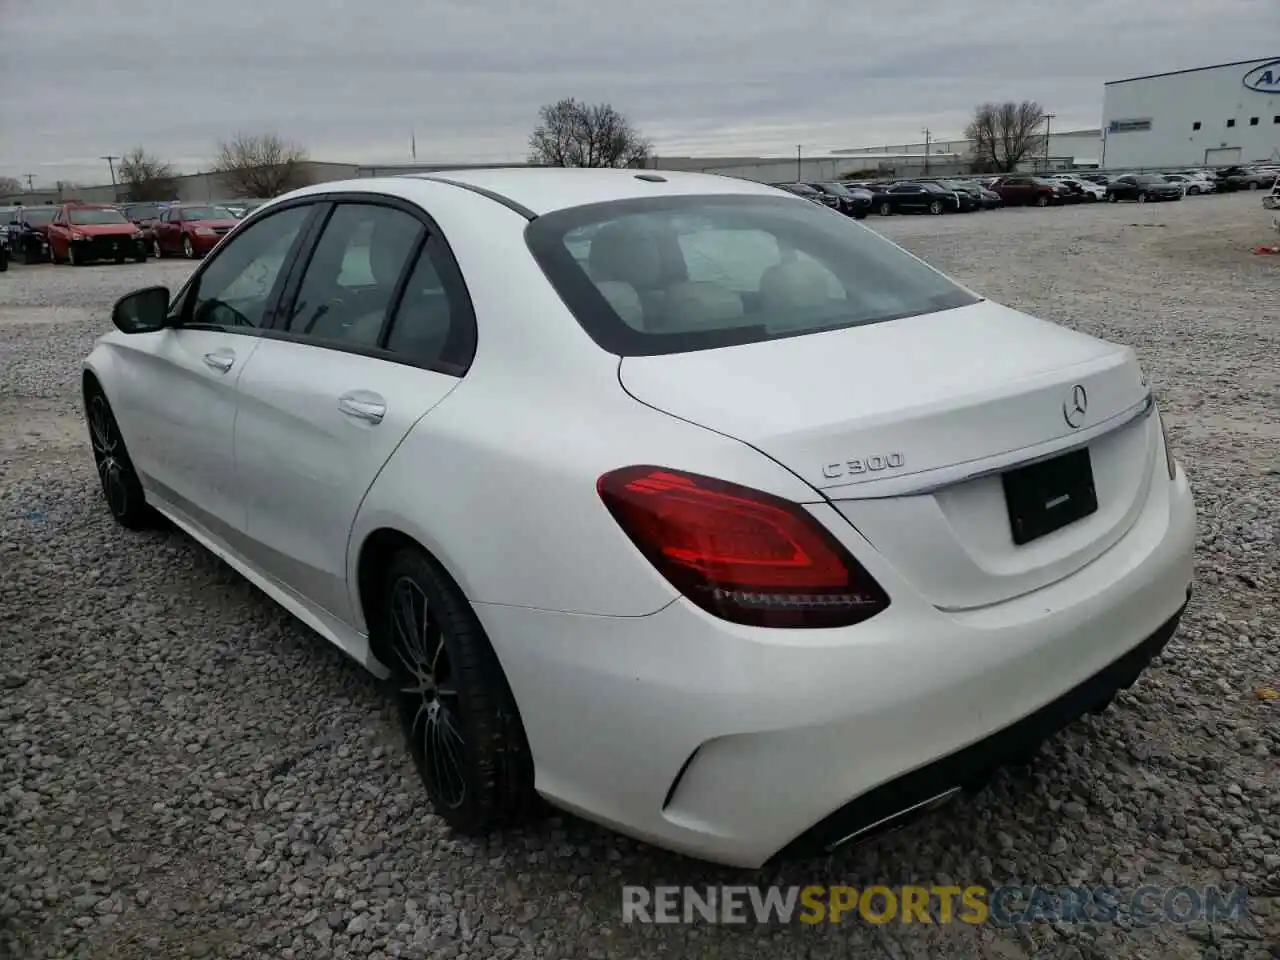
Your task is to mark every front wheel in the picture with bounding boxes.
[379,549,539,834]
[1108,194,1118,203]
[68,244,81,266]
[182,235,196,259]
[1036,194,1049,207]
[152,239,163,259]
[85,386,153,529]
[1188,185,1200,195]
[1137,193,1147,204]
[878,201,892,217]
[1247,181,1260,191]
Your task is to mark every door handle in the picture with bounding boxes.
[202,350,235,373]
[338,391,386,424]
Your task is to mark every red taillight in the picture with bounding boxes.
[597,466,890,628]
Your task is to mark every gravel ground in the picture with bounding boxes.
[2,192,1277,960]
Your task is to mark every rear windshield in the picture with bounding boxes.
[22,208,55,225]
[525,195,979,357]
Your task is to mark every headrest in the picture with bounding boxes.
[759,260,836,314]
[586,220,663,290]
[594,280,645,330]
[658,281,744,331]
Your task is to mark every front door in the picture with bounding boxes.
[113,202,316,538]
[233,198,475,624]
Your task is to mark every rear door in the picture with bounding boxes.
[231,195,475,624]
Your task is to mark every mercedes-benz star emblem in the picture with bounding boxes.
[1063,384,1089,428]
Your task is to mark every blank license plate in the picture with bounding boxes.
[1002,448,1098,546]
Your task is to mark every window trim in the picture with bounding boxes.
[259,191,478,378]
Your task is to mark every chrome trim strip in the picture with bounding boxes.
[824,787,962,852]
[826,393,1154,501]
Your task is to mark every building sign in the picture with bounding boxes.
[1242,59,1280,93]
[1108,118,1153,134]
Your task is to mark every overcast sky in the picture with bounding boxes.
[0,0,1270,186]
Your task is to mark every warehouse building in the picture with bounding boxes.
[1100,56,1280,169]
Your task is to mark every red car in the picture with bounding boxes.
[987,176,1068,207]
[47,204,148,265]
[151,204,240,259]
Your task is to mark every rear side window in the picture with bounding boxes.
[525,195,978,357]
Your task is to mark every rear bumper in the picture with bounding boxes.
[476,462,1196,868]
[778,591,1187,859]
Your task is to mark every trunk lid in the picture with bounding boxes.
[619,300,1156,610]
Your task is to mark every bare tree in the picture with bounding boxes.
[118,148,177,202]
[528,99,651,168]
[0,176,22,197]
[212,132,310,198]
[965,101,1046,173]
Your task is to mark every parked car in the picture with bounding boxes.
[121,202,170,245]
[1105,175,1184,203]
[1163,173,1216,195]
[82,169,1194,868]
[922,180,981,212]
[6,205,57,263]
[1051,176,1106,202]
[988,176,1067,207]
[47,204,147,265]
[770,182,830,208]
[847,183,899,217]
[807,181,872,219]
[1218,166,1278,191]
[882,181,962,215]
[237,198,271,219]
[151,203,240,259]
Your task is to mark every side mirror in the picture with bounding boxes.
[112,286,170,335]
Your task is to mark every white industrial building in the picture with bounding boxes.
[1100,56,1280,169]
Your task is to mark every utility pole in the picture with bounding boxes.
[1041,115,1054,171]
[922,128,931,175]
[23,173,35,192]
[796,144,801,181]
[100,155,119,200]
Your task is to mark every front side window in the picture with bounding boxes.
[526,195,979,357]
[68,208,129,225]
[185,205,311,329]
[284,203,425,347]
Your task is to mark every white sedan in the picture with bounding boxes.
[83,169,1195,868]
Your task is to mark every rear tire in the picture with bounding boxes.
[1137,193,1147,204]
[153,239,163,259]
[85,384,154,530]
[68,244,81,266]
[1188,185,1200,195]
[878,201,892,217]
[1036,194,1049,207]
[928,200,943,215]
[182,235,196,259]
[378,548,539,835]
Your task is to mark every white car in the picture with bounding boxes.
[1052,175,1106,201]
[1165,173,1216,195]
[83,169,1196,868]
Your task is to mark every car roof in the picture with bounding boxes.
[389,167,783,216]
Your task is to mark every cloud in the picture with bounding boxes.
[0,0,1265,183]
